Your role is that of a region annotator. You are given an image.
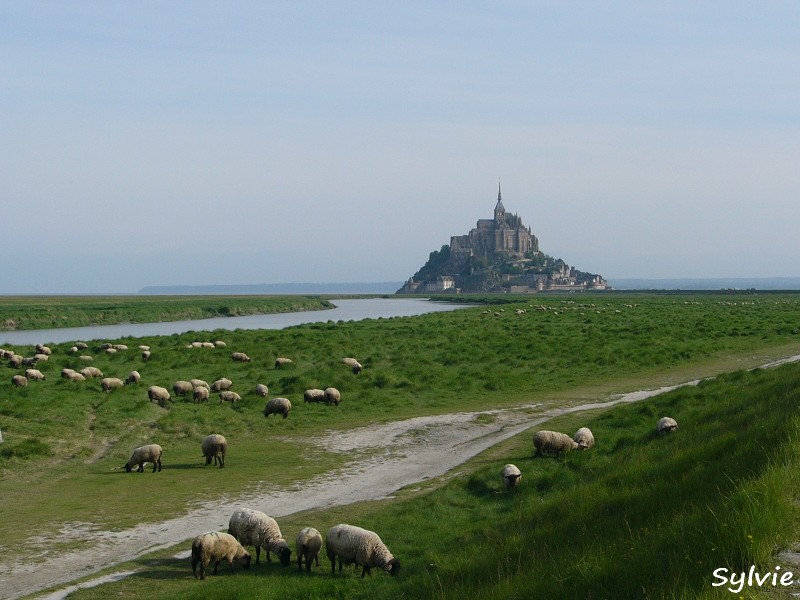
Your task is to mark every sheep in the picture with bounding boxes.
[219,391,241,404]
[191,531,251,580]
[201,434,227,468]
[325,524,400,578]
[657,417,678,435]
[11,375,27,388]
[296,527,322,572]
[214,340,227,348]
[22,357,38,367]
[231,352,251,362]
[24,368,46,381]
[191,379,210,390]
[100,343,113,351]
[141,350,151,362]
[173,380,193,397]
[78,355,93,362]
[263,397,291,419]
[147,385,171,407]
[533,430,579,458]
[65,371,86,382]
[124,444,163,473]
[210,378,233,392]
[274,357,293,369]
[501,464,522,488]
[75,342,88,350]
[138,345,150,351]
[573,427,595,450]
[61,368,76,379]
[33,353,49,362]
[228,508,292,566]
[303,388,325,403]
[113,344,128,351]
[201,342,215,349]
[255,383,269,397]
[79,366,103,379]
[341,357,362,374]
[193,386,210,403]
[324,387,341,406]
[105,347,117,355]
[8,355,22,368]
[101,377,125,393]
[125,370,141,385]
[69,346,79,354]
[35,344,52,355]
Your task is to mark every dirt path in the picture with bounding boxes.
[0,379,713,600]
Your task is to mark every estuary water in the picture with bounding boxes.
[0,298,469,346]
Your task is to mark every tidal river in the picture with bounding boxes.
[0,298,470,346]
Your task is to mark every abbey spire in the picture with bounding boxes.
[494,180,506,223]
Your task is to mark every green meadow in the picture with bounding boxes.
[3,292,800,599]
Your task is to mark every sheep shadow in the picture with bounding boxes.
[130,557,187,580]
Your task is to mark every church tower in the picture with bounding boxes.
[494,181,506,225]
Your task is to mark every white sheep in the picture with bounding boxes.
[125,370,141,385]
[78,355,93,362]
[296,527,322,572]
[173,380,193,397]
[11,374,27,388]
[263,397,291,419]
[65,371,86,382]
[231,352,251,362]
[573,427,595,450]
[219,391,241,404]
[191,379,210,390]
[274,357,293,369]
[101,377,125,393]
[210,378,233,392]
[124,444,163,473]
[191,531,251,580]
[61,368,76,379]
[228,508,292,566]
[325,524,400,578]
[501,464,522,488]
[303,388,325,403]
[533,430,579,458]
[80,366,103,379]
[193,386,210,404]
[324,387,341,406]
[147,385,171,407]
[657,417,678,435]
[201,434,227,468]
[24,368,46,381]
[141,350,151,362]
[255,383,269,397]
[214,340,227,348]
[75,342,88,350]
[341,357,363,374]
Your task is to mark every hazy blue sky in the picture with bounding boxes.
[3,2,799,293]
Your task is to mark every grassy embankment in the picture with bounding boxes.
[2,293,800,598]
[0,295,333,331]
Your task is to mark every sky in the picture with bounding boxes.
[2,2,799,294]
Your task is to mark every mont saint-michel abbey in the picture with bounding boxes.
[397,185,608,294]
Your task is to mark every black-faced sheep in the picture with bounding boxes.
[502,463,522,488]
[147,385,171,407]
[325,524,400,578]
[296,527,322,572]
[274,357,293,369]
[201,434,227,468]
[101,377,125,393]
[124,444,163,473]
[573,427,595,450]
[125,370,141,385]
[228,508,292,566]
[341,357,362,374]
[263,397,291,419]
[141,350,151,362]
[657,416,678,435]
[323,387,341,406]
[193,386,210,404]
[255,383,269,397]
[191,531,251,580]
[533,430,579,458]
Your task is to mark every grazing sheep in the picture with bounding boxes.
[657,417,678,435]
[201,434,227,468]
[191,531,251,580]
[33,353,49,362]
[61,368,76,379]
[219,391,241,404]
[113,344,128,351]
[231,352,251,362]
[274,357,293,369]
[173,380,193,397]
[105,347,117,355]
[35,344,52,355]
[78,355,93,362]
[69,346,79,354]
[75,342,88,350]
[138,345,150,351]
[22,357,38,367]
[303,388,325,403]
[325,524,400,578]
[190,379,210,390]
[8,355,23,368]
[80,366,103,379]
[533,430,579,458]
[24,368,46,381]
[296,527,322,572]
[147,385,171,407]
[341,357,362,374]
[255,383,269,397]
[263,397,291,419]
[502,464,522,488]
[214,340,226,348]
[141,350,151,362]
[124,444,163,473]
[201,342,215,349]
[101,377,125,393]
[65,371,86,382]
[573,427,595,450]
[324,387,341,406]
[210,378,233,392]
[193,386,210,403]
[125,370,141,385]
[11,375,27,388]
[100,343,113,351]
[228,508,292,566]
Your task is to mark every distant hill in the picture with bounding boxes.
[138,282,404,295]
[609,277,800,291]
